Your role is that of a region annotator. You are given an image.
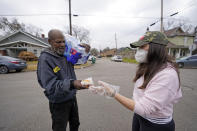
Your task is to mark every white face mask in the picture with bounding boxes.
[135,48,148,63]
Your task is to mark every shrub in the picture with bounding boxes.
[18,51,38,61]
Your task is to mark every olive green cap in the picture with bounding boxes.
[130,31,169,48]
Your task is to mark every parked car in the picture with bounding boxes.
[0,56,27,74]
[176,55,197,68]
[111,55,123,62]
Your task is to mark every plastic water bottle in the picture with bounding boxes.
[64,35,90,65]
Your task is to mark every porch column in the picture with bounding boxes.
[178,48,181,58]
[168,48,171,55]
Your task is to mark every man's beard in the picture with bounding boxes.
[53,48,65,56]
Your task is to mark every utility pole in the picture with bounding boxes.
[160,0,164,32]
[68,0,72,35]
[115,33,117,54]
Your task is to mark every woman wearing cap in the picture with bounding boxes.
[98,31,182,131]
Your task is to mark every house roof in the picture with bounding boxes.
[0,30,50,47]
[24,31,49,44]
[164,27,195,37]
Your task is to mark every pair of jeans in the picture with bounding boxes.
[49,97,80,131]
[132,113,175,131]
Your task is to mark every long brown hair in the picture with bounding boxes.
[133,42,180,89]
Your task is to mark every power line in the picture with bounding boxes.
[0,13,69,16]
[149,2,197,28]
[0,13,161,19]
[3,13,195,24]
[72,14,160,19]
[0,3,196,19]
[181,0,197,12]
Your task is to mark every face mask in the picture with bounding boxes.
[135,48,148,63]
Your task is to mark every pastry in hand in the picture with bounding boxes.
[81,77,94,87]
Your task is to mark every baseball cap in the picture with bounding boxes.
[130,31,169,48]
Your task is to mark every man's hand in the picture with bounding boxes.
[73,80,89,90]
[80,43,91,53]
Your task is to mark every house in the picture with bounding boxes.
[192,27,197,55]
[117,47,135,59]
[100,49,116,57]
[0,30,50,58]
[164,27,195,58]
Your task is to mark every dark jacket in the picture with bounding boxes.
[37,48,77,103]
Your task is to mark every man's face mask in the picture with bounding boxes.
[135,48,148,63]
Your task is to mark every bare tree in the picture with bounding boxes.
[164,18,195,33]
[103,47,110,52]
[0,17,43,36]
[25,24,43,37]
[165,20,175,30]
[64,25,90,43]
[90,48,99,56]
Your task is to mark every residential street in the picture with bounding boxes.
[0,58,197,131]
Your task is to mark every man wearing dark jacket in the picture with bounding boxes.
[37,29,90,131]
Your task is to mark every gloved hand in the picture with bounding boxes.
[98,81,118,98]
[88,86,105,95]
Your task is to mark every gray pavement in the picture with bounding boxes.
[0,58,197,131]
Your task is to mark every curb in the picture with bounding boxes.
[74,63,93,69]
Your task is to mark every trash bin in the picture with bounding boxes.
[91,57,96,64]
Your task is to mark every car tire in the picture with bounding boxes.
[0,65,9,74]
[178,63,184,68]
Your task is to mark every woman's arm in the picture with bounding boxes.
[114,93,135,111]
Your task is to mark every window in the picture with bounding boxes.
[33,49,37,55]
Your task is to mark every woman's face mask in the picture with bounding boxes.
[135,48,148,63]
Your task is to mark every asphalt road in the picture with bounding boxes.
[0,58,197,131]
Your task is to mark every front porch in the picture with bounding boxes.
[168,48,190,58]
[0,41,45,58]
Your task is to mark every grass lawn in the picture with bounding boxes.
[122,58,138,64]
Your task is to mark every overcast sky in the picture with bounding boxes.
[0,0,197,49]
